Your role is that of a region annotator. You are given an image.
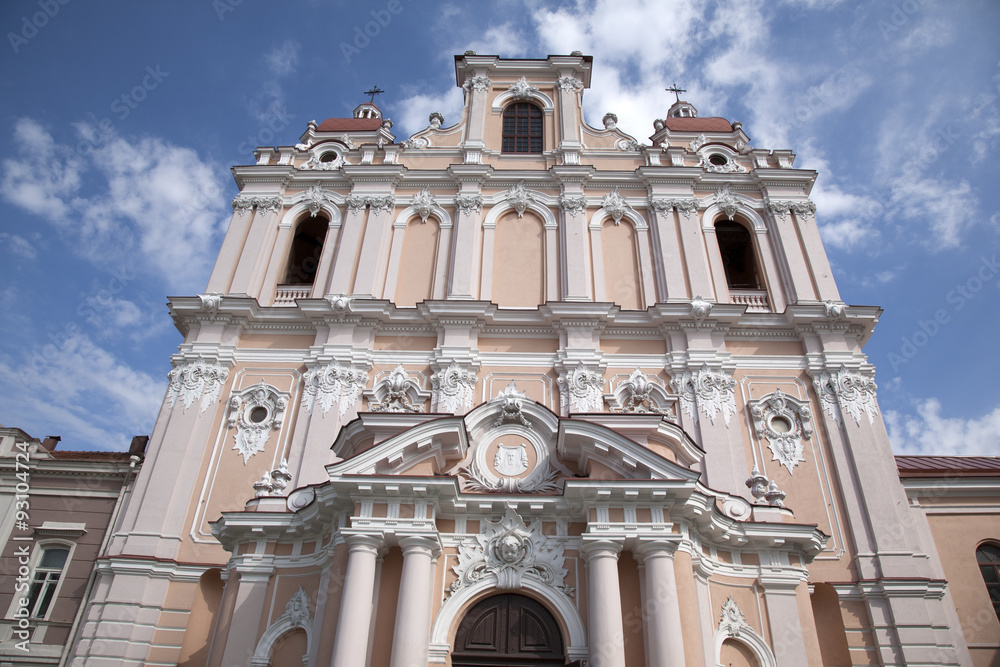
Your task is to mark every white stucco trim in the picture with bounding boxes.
[491,89,555,113]
[702,203,765,232]
[250,615,310,666]
[713,626,778,667]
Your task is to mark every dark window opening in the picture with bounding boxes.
[502,103,543,154]
[715,221,761,289]
[319,152,337,163]
[283,217,328,285]
[978,544,1000,621]
[709,153,728,166]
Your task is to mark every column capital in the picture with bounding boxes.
[343,532,386,556]
[633,538,680,562]
[581,538,623,561]
[757,574,804,594]
[397,534,441,558]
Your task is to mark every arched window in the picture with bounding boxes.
[27,546,69,618]
[283,216,328,285]
[977,543,1000,620]
[502,103,543,154]
[715,220,761,289]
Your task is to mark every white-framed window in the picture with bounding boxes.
[26,545,69,619]
[6,540,75,622]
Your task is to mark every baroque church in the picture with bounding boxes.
[6,52,1000,667]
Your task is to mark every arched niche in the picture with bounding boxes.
[491,210,546,308]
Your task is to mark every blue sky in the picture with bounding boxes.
[1,0,998,455]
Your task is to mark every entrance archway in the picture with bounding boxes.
[452,593,566,666]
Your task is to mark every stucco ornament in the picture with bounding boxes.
[813,367,878,426]
[750,389,812,474]
[411,188,436,223]
[370,364,422,413]
[506,181,535,218]
[671,365,737,426]
[616,369,668,414]
[166,360,230,413]
[492,381,532,429]
[428,112,444,128]
[285,587,311,627]
[303,362,368,417]
[455,194,484,213]
[719,596,751,637]
[558,362,605,414]
[300,184,334,217]
[714,183,740,220]
[345,195,367,213]
[402,137,428,150]
[559,194,587,214]
[463,75,492,93]
[366,195,395,214]
[746,465,769,504]
[431,362,477,414]
[451,507,572,596]
[460,451,559,494]
[649,197,698,219]
[601,187,631,225]
[508,76,540,101]
[616,138,644,151]
[227,382,288,464]
[688,133,708,152]
[690,295,713,323]
[602,112,618,129]
[253,458,292,498]
[701,154,747,174]
[768,199,817,221]
[231,195,282,215]
[556,76,584,92]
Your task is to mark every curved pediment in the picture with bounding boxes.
[327,385,705,491]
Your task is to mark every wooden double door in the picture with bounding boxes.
[451,593,569,666]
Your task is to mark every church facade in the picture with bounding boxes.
[56,53,1000,666]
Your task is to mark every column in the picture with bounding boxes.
[635,542,686,667]
[758,577,811,667]
[330,534,383,667]
[583,539,626,667]
[389,536,439,667]
[219,566,274,667]
[326,200,367,295]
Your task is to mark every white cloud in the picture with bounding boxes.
[886,399,1000,457]
[1,233,38,260]
[1,120,228,293]
[248,40,301,123]
[819,217,880,250]
[0,333,165,451]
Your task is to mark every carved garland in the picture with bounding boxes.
[812,367,878,426]
[649,197,698,219]
[558,362,605,413]
[166,360,229,413]
[431,362,477,414]
[370,364,423,413]
[671,365,737,426]
[302,362,368,417]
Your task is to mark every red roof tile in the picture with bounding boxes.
[317,117,384,132]
[664,117,733,132]
[896,455,1000,477]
